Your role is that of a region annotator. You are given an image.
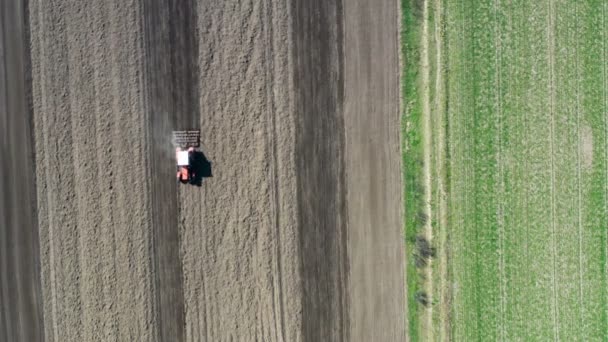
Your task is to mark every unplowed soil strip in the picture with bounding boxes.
[292,0,351,340]
[343,0,405,340]
[0,0,45,339]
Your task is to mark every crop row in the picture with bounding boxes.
[443,0,608,340]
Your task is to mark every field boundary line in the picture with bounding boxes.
[547,0,559,339]
[493,0,506,340]
[420,0,434,338]
[432,0,450,339]
[574,1,585,338]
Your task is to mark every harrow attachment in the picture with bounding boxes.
[172,130,200,148]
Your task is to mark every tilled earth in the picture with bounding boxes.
[1,0,405,341]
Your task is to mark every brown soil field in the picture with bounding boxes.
[1,0,405,341]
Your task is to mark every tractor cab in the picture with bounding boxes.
[173,130,200,185]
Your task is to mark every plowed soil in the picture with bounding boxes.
[1,0,405,341]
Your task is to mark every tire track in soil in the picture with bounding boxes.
[261,0,287,338]
[0,0,45,340]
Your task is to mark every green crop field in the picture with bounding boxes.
[402,0,608,340]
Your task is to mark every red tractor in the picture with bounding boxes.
[176,146,195,184]
[173,130,200,185]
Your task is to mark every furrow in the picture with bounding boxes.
[95,2,121,338]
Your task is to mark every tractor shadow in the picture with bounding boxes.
[190,150,212,186]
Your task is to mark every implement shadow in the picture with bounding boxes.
[189,150,212,187]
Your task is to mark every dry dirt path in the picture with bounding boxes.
[0,0,44,340]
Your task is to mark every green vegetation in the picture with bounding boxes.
[402,0,608,340]
[400,0,425,340]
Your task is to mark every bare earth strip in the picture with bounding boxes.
[0,0,45,340]
[19,1,406,340]
[292,0,350,340]
[178,0,302,340]
[30,1,155,341]
[343,0,406,340]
